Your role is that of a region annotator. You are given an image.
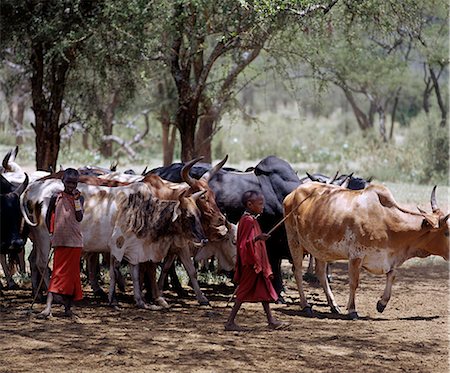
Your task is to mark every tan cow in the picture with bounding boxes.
[284,182,449,319]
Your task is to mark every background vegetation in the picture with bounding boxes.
[0,0,448,185]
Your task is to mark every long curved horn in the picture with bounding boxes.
[181,156,204,187]
[14,174,29,197]
[430,185,438,213]
[203,154,228,182]
[20,193,38,227]
[2,149,12,170]
[328,171,340,184]
[110,161,118,172]
[338,173,354,188]
[12,146,18,161]
[306,172,319,182]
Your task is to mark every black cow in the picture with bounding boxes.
[0,174,29,289]
[151,156,301,300]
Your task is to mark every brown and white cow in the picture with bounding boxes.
[283,182,449,319]
[22,161,233,305]
[21,178,207,308]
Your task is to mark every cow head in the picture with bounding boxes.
[416,186,449,260]
[194,221,237,273]
[181,156,228,241]
[175,189,208,247]
[0,174,29,253]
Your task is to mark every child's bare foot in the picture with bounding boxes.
[268,320,289,330]
[224,322,246,332]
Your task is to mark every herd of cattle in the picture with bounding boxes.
[1,146,448,318]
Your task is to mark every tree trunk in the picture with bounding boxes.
[99,91,120,158]
[342,88,372,131]
[9,99,25,145]
[195,100,217,162]
[82,130,90,150]
[195,116,213,162]
[378,106,387,142]
[161,111,176,166]
[429,67,448,127]
[30,42,70,171]
[176,100,199,162]
[389,87,402,141]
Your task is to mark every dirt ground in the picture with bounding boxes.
[0,259,448,373]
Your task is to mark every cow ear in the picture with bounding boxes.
[172,201,181,222]
[418,207,439,229]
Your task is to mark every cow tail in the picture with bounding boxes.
[20,193,38,227]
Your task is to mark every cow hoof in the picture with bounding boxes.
[155,297,170,309]
[301,306,313,317]
[348,312,359,320]
[376,300,386,313]
[144,303,163,311]
[330,305,341,314]
[7,283,19,290]
[303,273,318,284]
[199,300,210,306]
[93,289,108,299]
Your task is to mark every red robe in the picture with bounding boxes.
[233,213,278,302]
[48,192,83,301]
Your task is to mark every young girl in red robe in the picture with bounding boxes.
[224,190,286,331]
[40,168,84,318]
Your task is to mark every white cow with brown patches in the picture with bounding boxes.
[283,182,449,319]
[21,178,207,308]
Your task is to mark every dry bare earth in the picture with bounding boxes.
[0,258,448,373]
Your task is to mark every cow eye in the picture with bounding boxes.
[445,231,449,237]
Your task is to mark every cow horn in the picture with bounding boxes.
[20,193,38,227]
[441,214,450,225]
[203,154,228,182]
[306,172,319,182]
[328,171,340,184]
[430,185,438,213]
[141,166,148,176]
[181,156,204,186]
[110,161,118,172]
[14,174,29,197]
[338,173,353,188]
[191,190,207,201]
[366,176,373,183]
[2,149,12,170]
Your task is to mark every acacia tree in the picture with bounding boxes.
[146,0,339,161]
[0,1,149,170]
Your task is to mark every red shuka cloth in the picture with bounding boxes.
[233,213,278,302]
[48,247,83,301]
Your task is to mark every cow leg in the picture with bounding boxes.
[145,261,169,309]
[178,249,209,306]
[158,253,176,292]
[290,249,312,314]
[86,253,107,299]
[18,249,26,274]
[108,256,119,306]
[347,257,362,320]
[0,253,18,289]
[303,254,318,283]
[377,269,396,313]
[315,259,341,314]
[129,263,147,308]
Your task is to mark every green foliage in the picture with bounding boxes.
[213,105,448,185]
